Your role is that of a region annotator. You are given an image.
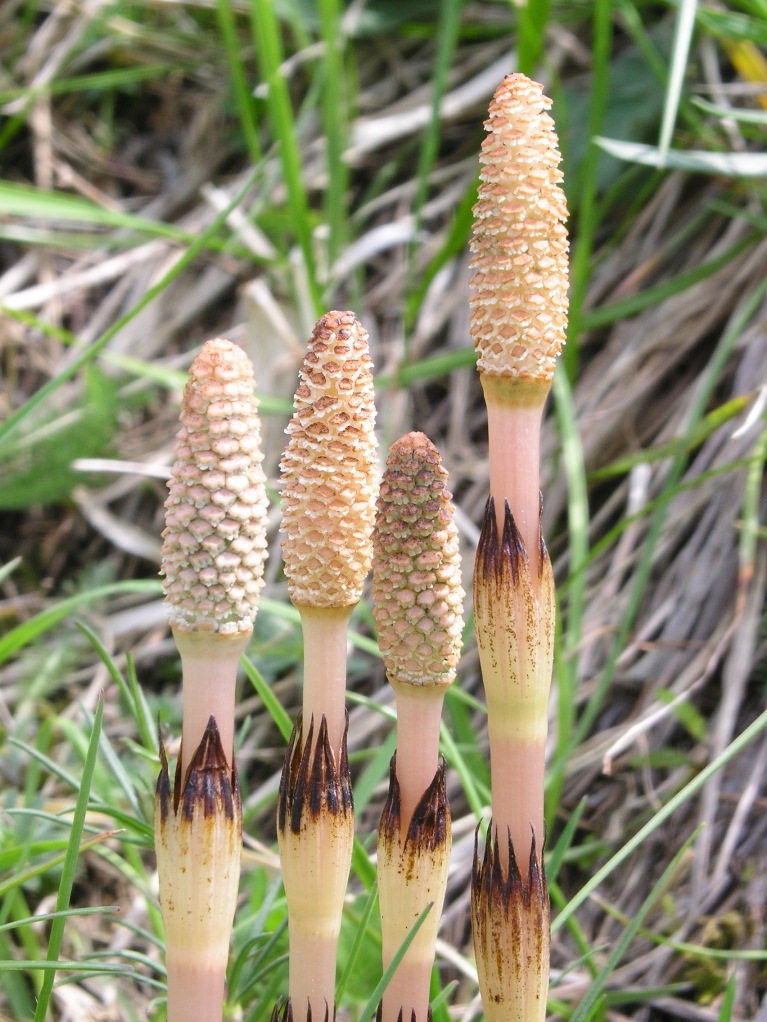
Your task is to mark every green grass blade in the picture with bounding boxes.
[353,728,396,814]
[546,799,586,885]
[384,347,475,388]
[658,0,698,163]
[438,723,486,821]
[739,423,767,582]
[0,831,117,899]
[568,828,700,1022]
[517,0,550,76]
[0,166,263,446]
[249,0,320,311]
[0,906,119,935]
[582,231,757,331]
[241,655,293,742]
[0,580,161,666]
[596,137,767,176]
[127,653,159,757]
[33,694,105,1021]
[717,976,737,1021]
[691,96,767,124]
[335,881,379,1003]
[0,64,180,104]
[409,0,462,235]
[548,366,589,821]
[404,172,478,332]
[564,0,613,380]
[554,702,767,933]
[357,902,433,1022]
[0,960,131,975]
[352,836,376,891]
[0,557,22,584]
[573,274,767,745]
[319,0,350,266]
[215,0,262,164]
[0,181,190,239]
[588,396,750,481]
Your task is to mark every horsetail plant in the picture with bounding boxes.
[372,433,464,1022]
[469,73,569,1022]
[277,311,379,1022]
[157,338,269,1022]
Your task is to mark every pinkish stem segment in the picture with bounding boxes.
[166,959,229,1022]
[299,604,353,757]
[175,628,250,779]
[482,377,547,583]
[392,683,444,836]
[288,930,338,1022]
[488,733,546,877]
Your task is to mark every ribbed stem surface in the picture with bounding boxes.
[155,719,241,1022]
[278,716,353,1022]
[483,380,545,584]
[299,604,353,757]
[378,761,450,1022]
[175,629,249,780]
[392,683,444,836]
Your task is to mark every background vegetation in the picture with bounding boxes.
[1,1,766,1019]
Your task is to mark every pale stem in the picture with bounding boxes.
[482,379,546,582]
[487,728,545,881]
[175,628,250,780]
[288,926,338,1022]
[381,955,431,1022]
[299,604,354,756]
[392,682,445,836]
[166,955,227,1022]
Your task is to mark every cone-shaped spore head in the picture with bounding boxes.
[161,338,268,636]
[470,73,569,387]
[372,432,464,688]
[280,311,378,608]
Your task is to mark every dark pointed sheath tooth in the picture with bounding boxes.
[403,757,449,853]
[475,495,528,599]
[476,496,499,581]
[379,755,402,846]
[278,715,303,833]
[279,711,354,836]
[178,715,236,821]
[272,998,293,1022]
[472,824,549,914]
[291,713,316,833]
[338,712,353,814]
[310,716,333,816]
[502,498,526,584]
[156,731,172,824]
